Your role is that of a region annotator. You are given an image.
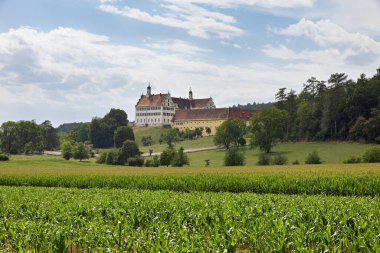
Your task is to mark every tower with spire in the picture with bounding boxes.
[189,88,193,100]
[147,83,151,96]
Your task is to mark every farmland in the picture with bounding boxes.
[1,187,379,252]
[1,151,380,251]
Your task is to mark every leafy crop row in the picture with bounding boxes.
[0,174,379,196]
[0,187,379,252]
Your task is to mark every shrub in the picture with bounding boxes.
[118,141,140,165]
[257,153,271,166]
[106,149,119,165]
[305,151,322,164]
[272,153,288,165]
[152,156,160,167]
[362,147,380,163]
[0,153,9,161]
[160,147,176,166]
[96,152,107,164]
[73,143,91,161]
[343,156,362,164]
[60,141,73,160]
[127,157,144,167]
[292,160,300,165]
[172,147,189,167]
[145,159,152,167]
[224,146,245,166]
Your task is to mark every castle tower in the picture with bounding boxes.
[147,84,151,96]
[189,88,193,100]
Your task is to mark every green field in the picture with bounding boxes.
[1,142,380,251]
[1,187,379,252]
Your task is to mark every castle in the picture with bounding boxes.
[135,85,215,127]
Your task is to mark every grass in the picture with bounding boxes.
[187,142,379,167]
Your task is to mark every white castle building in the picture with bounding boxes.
[135,85,215,127]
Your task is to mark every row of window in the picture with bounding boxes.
[163,107,175,111]
[136,112,161,116]
[136,118,171,123]
[136,106,161,111]
[163,112,174,116]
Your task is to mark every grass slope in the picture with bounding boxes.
[187,142,379,167]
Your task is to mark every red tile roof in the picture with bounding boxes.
[172,108,258,121]
[135,93,169,107]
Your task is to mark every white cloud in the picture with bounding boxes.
[97,0,316,39]
[145,39,211,55]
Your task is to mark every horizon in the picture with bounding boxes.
[1,0,379,127]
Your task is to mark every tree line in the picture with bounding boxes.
[274,69,380,143]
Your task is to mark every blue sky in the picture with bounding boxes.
[1,0,380,126]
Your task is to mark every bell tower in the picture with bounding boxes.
[147,83,151,96]
[189,87,193,100]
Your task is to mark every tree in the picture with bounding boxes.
[224,146,245,166]
[117,140,140,165]
[114,126,135,148]
[250,107,288,153]
[160,147,176,166]
[41,120,60,151]
[205,127,212,136]
[0,121,19,154]
[162,128,179,147]
[61,141,73,160]
[73,142,91,161]
[141,136,153,146]
[171,147,189,167]
[214,119,247,149]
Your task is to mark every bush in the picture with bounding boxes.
[224,146,245,166]
[343,156,362,164]
[292,160,300,165]
[160,147,176,166]
[272,153,288,165]
[96,152,107,164]
[305,151,322,164]
[60,141,73,160]
[152,156,160,167]
[118,141,140,165]
[127,157,144,167]
[172,147,189,167]
[362,147,380,163]
[145,159,152,167]
[257,153,271,166]
[0,153,9,161]
[106,149,119,165]
[73,143,91,161]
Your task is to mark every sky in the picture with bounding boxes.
[0,0,380,127]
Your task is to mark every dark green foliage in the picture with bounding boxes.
[96,152,107,164]
[105,149,119,165]
[343,156,362,164]
[292,160,300,165]
[160,147,176,166]
[114,126,135,148]
[0,120,46,154]
[57,122,82,133]
[162,128,179,147]
[0,153,9,161]
[172,147,189,167]
[90,108,129,148]
[214,119,247,149]
[224,146,245,166]
[73,143,91,161]
[41,120,60,150]
[152,156,160,167]
[141,136,153,146]
[362,147,380,163]
[118,141,140,165]
[205,127,212,136]
[256,153,271,166]
[250,107,288,153]
[60,141,73,160]
[234,102,274,110]
[145,159,152,167]
[272,153,288,165]
[305,151,322,164]
[127,157,144,167]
